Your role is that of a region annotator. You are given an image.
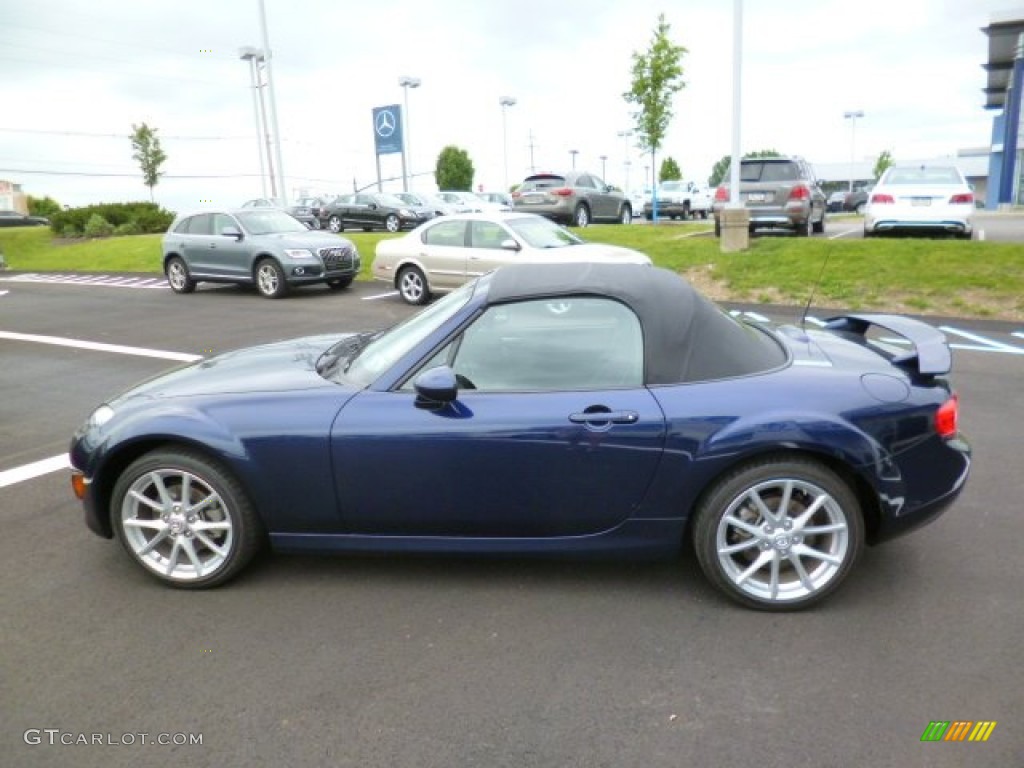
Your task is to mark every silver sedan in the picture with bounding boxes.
[372,212,651,304]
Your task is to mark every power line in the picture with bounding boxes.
[0,127,251,141]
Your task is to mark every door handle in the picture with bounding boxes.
[568,410,639,425]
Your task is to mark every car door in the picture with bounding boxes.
[589,173,618,220]
[210,212,252,278]
[419,218,469,291]
[352,194,379,229]
[466,219,516,278]
[178,214,221,275]
[330,295,666,537]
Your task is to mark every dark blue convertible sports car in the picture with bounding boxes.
[70,263,970,610]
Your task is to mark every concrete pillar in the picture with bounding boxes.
[719,207,751,252]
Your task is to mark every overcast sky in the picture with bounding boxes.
[1,0,1020,213]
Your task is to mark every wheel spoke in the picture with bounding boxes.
[194,530,228,557]
[191,519,230,532]
[791,494,829,530]
[124,517,165,530]
[137,528,170,556]
[180,538,204,577]
[150,472,175,506]
[735,550,775,586]
[746,489,779,524]
[187,492,220,516]
[180,473,192,506]
[769,554,780,600]
[802,522,847,535]
[165,538,183,576]
[723,515,764,538]
[778,480,794,517]
[718,537,761,556]
[793,542,842,566]
[788,553,816,593]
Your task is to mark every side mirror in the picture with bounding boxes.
[368,203,377,210]
[500,238,521,251]
[221,226,243,240]
[414,365,458,409]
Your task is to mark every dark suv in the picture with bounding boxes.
[712,156,826,236]
[512,171,632,227]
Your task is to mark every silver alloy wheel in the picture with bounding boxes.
[257,262,281,297]
[398,267,427,304]
[714,477,850,604]
[120,468,234,582]
[620,206,631,224]
[167,260,188,291]
[574,204,590,227]
[328,216,342,233]
[385,214,400,233]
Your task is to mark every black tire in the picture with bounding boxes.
[385,214,401,233]
[327,215,344,233]
[110,449,263,589]
[327,276,354,290]
[397,265,429,305]
[794,215,812,237]
[573,203,590,228]
[812,209,826,234]
[854,202,865,216]
[165,256,196,294]
[255,258,288,299]
[309,218,322,230]
[713,217,721,238]
[693,456,864,611]
[682,203,691,220]
[619,205,632,224]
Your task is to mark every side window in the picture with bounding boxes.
[444,298,643,391]
[470,221,509,249]
[212,213,237,235]
[185,214,212,235]
[575,175,595,190]
[355,195,374,206]
[423,219,467,247]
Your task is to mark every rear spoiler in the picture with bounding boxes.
[823,313,951,376]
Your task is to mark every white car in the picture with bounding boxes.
[863,165,974,239]
[373,212,651,304]
[437,190,511,214]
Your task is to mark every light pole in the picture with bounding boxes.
[844,109,865,193]
[569,149,579,169]
[616,130,633,190]
[239,46,272,198]
[399,76,422,192]
[257,0,286,204]
[499,96,516,191]
[599,155,607,180]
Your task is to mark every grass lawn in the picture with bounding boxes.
[2,223,1022,320]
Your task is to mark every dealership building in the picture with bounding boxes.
[983,10,1024,209]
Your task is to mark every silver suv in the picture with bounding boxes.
[712,157,826,236]
[512,171,632,227]
[162,209,360,298]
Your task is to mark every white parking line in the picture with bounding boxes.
[0,454,70,489]
[939,326,1024,355]
[828,228,860,240]
[0,331,202,362]
[0,273,168,289]
[1013,332,1024,341]
[362,291,399,301]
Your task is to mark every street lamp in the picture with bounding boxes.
[843,109,865,193]
[239,46,273,198]
[256,0,286,204]
[616,130,633,190]
[569,149,579,169]
[499,95,517,191]
[399,76,422,192]
[599,154,608,180]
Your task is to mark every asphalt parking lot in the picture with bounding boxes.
[2,276,1022,767]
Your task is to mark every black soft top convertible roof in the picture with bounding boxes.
[484,263,785,385]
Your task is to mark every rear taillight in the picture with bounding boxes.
[550,188,573,197]
[511,191,522,199]
[714,186,728,202]
[870,193,894,204]
[935,394,959,438]
[949,192,974,205]
[788,185,810,201]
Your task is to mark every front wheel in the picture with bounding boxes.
[327,215,344,233]
[165,256,196,294]
[693,457,864,611]
[385,214,401,233]
[397,265,429,305]
[619,205,632,224]
[573,204,590,228]
[111,449,263,588]
[255,258,288,299]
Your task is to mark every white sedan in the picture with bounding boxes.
[863,165,974,239]
[373,212,651,304]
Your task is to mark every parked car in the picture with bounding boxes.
[320,193,436,233]
[843,185,874,215]
[0,209,49,227]
[161,208,360,298]
[241,197,319,229]
[479,191,514,207]
[512,171,632,227]
[394,191,461,217]
[643,180,712,220]
[712,156,826,237]
[826,191,847,213]
[294,196,332,228]
[69,262,970,610]
[864,166,973,239]
[436,190,510,213]
[372,211,651,305]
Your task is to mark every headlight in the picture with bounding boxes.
[284,249,315,260]
[89,404,115,428]
[398,209,413,217]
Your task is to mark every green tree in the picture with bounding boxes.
[130,122,167,201]
[435,145,475,190]
[27,194,62,218]
[623,13,687,219]
[873,149,894,180]
[708,149,782,187]
[659,156,682,182]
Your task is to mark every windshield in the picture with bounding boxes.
[660,181,684,192]
[342,281,476,386]
[236,210,309,235]
[506,216,582,249]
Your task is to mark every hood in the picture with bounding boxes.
[110,334,351,405]
[528,243,651,265]
[256,230,355,249]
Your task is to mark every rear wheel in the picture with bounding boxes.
[165,256,196,294]
[255,258,287,299]
[619,205,632,224]
[855,202,865,215]
[813,209,826,234]
[573,204,590,228]
[794,215,812,237]
[693,457,864,611]
[327,215,344,233]
[397,265,429,305]
[385,214,401,233]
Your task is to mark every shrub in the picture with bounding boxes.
[83,214,114,238]
[114,221,142,236]
[62,224,81,238]
[49,201,175,236]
